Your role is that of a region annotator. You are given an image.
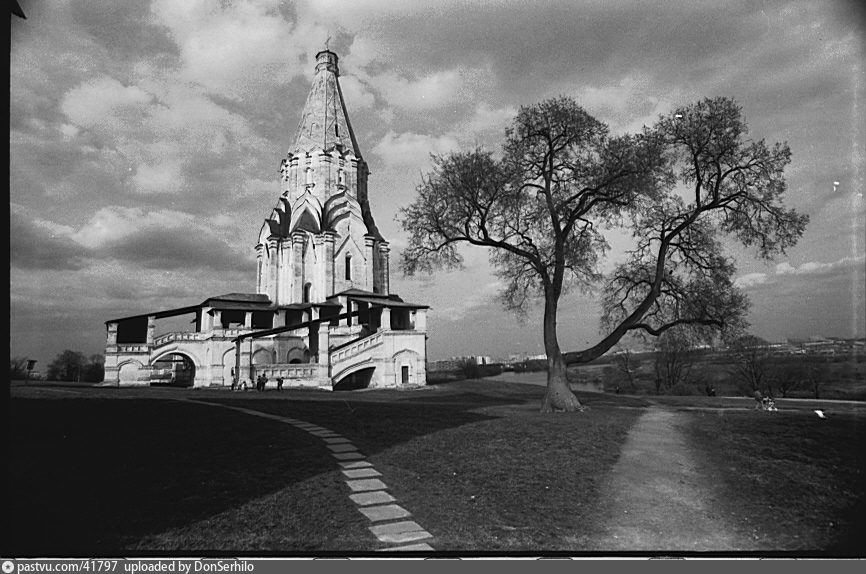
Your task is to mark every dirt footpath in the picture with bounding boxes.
[583,407,760,552]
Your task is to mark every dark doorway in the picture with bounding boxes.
[401,365,410,384]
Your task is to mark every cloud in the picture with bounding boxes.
[58,74,268,196]
[10,206,91,271]
[434,280,503,321]
[61,76,154,130]
[16,206,256,274]
[149,0,325,97]
[775,255,866,277]
[735,255,866,288]
[733,272,769,289]
[461,103,516,138]
[339,74,376,110]
[372,130,460,168]
[374,68,464,110]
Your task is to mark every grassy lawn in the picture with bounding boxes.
[4,379,864,556]
[683,408,866,555]
[5,397,368,555]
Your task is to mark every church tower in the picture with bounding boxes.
[256,50,390,306]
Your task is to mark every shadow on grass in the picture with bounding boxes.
[5,383,532,556]
[684,409,866,556]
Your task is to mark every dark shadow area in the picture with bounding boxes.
[4,399,349,555]
[4,388,508,556]
[684,409,866,556]
[332,367,374,391]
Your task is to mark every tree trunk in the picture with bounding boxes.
[540,295,582,413]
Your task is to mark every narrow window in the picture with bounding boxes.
[345,254,352,280]
[303,282,311,303]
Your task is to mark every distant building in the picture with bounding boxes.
[103,50,428,390]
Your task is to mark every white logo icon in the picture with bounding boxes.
[2,561,16,574]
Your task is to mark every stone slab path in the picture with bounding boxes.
[587,407,756,552]
[179,399,434,552]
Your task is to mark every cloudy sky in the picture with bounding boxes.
[9,0,865,367]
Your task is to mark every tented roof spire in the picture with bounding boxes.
[291,50,361,157]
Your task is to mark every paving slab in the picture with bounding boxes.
[323,437,352,444]
[311,431,341,437]
[346,478,388,492]
[340,460,374,469]
[349,491,396,506]
[369,521,432,544]
[358,504,411,522]
[342,467,382,479]
[332,452,366,461]
[381,543,435,552]
[327,443,357,453]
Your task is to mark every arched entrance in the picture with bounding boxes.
[118,361,143,385]
[222,348,236,387]
[334,367,375,391]
[151,353,196,387]
[287,346,311,364]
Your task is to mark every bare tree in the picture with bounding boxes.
[612,346,640,389]
[400,96,807,412]
[728,334,774,394]
[10,356,29,379]
[653,327,697,393]
[773,361,805,398]
[805,360,826,400]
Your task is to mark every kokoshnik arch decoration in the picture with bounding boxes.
[103,50,429,391]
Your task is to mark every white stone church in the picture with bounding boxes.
[103,50,428,390]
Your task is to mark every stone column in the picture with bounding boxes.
[317,326,330,365]
[106,322,118,348]
[287,154,299,195]
[234,340,242,387]
[240,338,253,383]
[268,238,279,302]
[213,310,223,332]
[279,238,292,304]
[292,232,306,302]
[201,308,213,332]
[378,242,390,295]
[103,322,119,385]
[364,236,375,290]
[323,232,335,297]
[255,244,264,294]
[319,150,332,192]
[380,307,392,331]
[244,312,252,329]
[414,309,427,331]
[146,316,156,346]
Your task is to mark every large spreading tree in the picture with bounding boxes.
[399,96,808,412]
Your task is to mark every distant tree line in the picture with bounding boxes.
[10,351,104,382]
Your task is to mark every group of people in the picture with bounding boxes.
[753,389,777,411]
[230,368,284,392]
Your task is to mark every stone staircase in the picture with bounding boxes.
[330,330,385,381]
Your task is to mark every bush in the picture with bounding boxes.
[454,359,504,380]
[457,358,481,379]
[669,383,699,396]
